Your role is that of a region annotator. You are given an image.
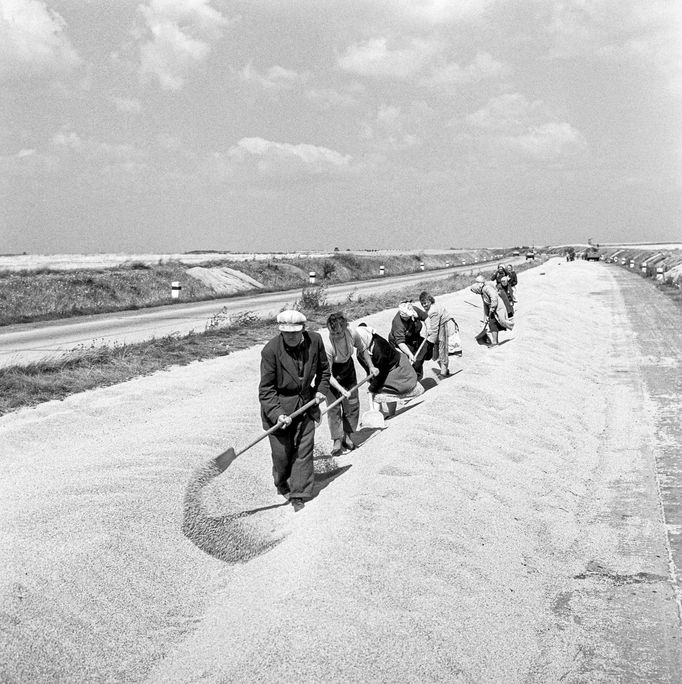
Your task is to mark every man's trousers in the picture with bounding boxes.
[267,414,316,499]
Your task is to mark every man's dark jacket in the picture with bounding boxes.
[258,331,330,429]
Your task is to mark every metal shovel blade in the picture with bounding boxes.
[360,409,385,430]
[213,447,238,473]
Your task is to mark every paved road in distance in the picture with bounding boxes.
[0,259,525,367]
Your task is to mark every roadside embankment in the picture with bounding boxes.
[0,249,505,326]
[550,246,682,290]
[0,261,540,414]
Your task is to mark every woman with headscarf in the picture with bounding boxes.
[358,323,424,418]
[323,312,377,455]
[506,264,518,303]
[418,291,462,377]
[492,264,514,317]
[470,277,513,346]
[388,300,429,380]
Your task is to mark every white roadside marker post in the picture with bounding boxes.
[171,281,181,299]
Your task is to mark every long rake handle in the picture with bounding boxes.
[320,374,371,417]
[231,397,321,458]
[219,373,374,462]
[397,336,428,363]
[413,336,428,360]
[476,315,490,337]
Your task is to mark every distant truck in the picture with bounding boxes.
[525,251,535,261]
[585,247,600,261]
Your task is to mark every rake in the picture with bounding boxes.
[212,373,374,474]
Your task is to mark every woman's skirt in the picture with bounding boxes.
[376,353,420,396]
[493,304,514,331]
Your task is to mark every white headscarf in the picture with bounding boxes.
[398,301,417,319]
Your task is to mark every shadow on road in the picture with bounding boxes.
[311,463,352,500]
[182,459,287,564]
[182,453,353,564]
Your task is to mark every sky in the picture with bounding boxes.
[1,0,680,254]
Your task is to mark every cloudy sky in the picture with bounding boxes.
[1,0,680,254]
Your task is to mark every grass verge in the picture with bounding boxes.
[655,280,682,306]
[0,251,501,327]
[0,265,538,417]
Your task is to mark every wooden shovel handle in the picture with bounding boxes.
[217,372,374,463]
[228,396,321,458]
[320,374,371,417]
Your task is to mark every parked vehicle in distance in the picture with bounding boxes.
[525,251,535,260]
[512,250,520,256]
[585,247,601,261]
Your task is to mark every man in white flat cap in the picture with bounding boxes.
[258,310,330,512]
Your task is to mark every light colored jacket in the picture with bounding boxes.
[425,302,457,344]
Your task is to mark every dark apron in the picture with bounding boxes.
[332,357,357,392]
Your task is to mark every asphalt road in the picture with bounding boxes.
[1,259,680,682]
[0,259,521,368]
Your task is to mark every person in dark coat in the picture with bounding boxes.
[258,310,330,512]
[505,264,518,303]
[387,300,429,380]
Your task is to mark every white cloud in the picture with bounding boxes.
[545,0,682,92]
[462,93,588,162]
[132,0,232,90]
[110,96,142,113]
[227,137,352,177]
[422,52,511,87]
[51,130,147,169]
[0,0,80,82]
[338,36,441,79]
[361,101,434,149]
[465,93,550,132]
[0,147,58,175]
[239,63,307,92]
[499,122,587,161]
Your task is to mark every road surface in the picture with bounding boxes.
[0,260,519,368]
[1,258,680,682]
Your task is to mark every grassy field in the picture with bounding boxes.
[0,250,499,326]
[0,266,526,416]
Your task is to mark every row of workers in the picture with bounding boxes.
[258,269,517,511]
